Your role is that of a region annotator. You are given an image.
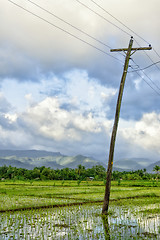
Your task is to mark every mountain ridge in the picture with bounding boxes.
[114,158,160,172]
[0,150,104,169]
[0,150,159,171]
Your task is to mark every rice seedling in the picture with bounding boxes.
[0,180,159,239]
[0,203,159,239]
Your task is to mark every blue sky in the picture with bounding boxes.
[0,0,160,162]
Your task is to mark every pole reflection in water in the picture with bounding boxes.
[102,215,110,240]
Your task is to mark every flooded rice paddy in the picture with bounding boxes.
[0,203,160,239]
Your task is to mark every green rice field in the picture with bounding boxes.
[0,180,160,239]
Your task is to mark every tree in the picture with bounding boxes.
[153,165,160,183]
[76,165,85,179]
[6,166,15,179]
[0,165,8,178]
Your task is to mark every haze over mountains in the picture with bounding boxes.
[0,150,104,170]
[0,150,159,172]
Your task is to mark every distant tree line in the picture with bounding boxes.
[0,165,105,181]
[0,165,159,181]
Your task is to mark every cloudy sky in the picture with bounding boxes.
[1,0,160,163]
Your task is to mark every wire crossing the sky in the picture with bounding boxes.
[75,0,132,38]
[26,0,112,50]
[76,0,160,73]
[153,48,160,64]
[8,0,160,97]
[128,58,160,95]
[134,39,160,72]
[129,60,160,72]
[8,0,123,64]
[134,71,160,96]
[91,0,160,71]
[89,0,151,45]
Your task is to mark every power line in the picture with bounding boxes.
[8,0,160,97]
[134,70,160,96]
[75,0,157,69]
[129,60,160,72]
[87,0,160,66]
[129,59,160,95]
[8,0,123,64]
[130,58,160,92]
[134,39,160,72]
[92,0,160,72]
[89,0,151,45]
[74,0,132,38]
[25,0,112,50]
[78,0,160,73]
[153,48,160,61]
[142,71,160,92]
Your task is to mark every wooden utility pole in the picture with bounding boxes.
[102,37,152,215]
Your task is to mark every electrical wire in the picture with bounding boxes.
[90,0,160,73]
[8,0,123,64]
[8,0,160,97]
[134,39,160,72]
[129,59,160,94]
[75,0,159,72]
[89,0,151,45]
[74,0,132,38]
[142,71,160,92]
[78,0,160,74]
[130,59,160,91]
[25,0,112,50]
[153,48,160,61]
[133,70,160,96]
[129,60,160,73]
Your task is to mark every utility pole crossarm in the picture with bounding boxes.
[110,46,152,52]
